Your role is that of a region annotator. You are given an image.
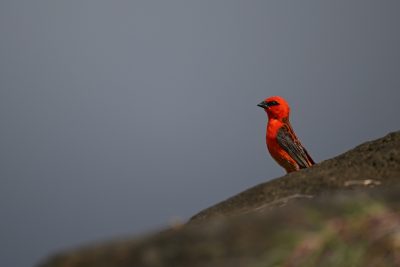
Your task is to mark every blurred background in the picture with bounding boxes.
[1,1,399,266]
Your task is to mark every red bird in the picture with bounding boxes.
[257,96,315,173]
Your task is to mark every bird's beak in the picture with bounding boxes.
[257,101,268,109]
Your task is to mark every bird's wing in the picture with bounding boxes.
[276,123,315,169]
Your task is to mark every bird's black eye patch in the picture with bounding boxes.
[267,100,279,106]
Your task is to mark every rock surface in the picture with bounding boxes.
[37,131,400,267]
[190,131,400,222]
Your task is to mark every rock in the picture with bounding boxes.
[37,131,400,267]
[190,131,400,222]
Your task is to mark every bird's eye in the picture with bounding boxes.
[267,101,279,106]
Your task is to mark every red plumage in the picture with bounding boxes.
[258,96,314,173]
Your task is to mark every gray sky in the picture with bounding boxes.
[1,1,399,266]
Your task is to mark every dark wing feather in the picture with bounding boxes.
[276,124,315,169]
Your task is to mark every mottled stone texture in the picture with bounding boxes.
[37,131,400,267]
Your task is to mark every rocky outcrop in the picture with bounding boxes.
[37,131,400,267]
[190,131,400,222]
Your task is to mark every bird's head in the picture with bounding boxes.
[257,96,290,121]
